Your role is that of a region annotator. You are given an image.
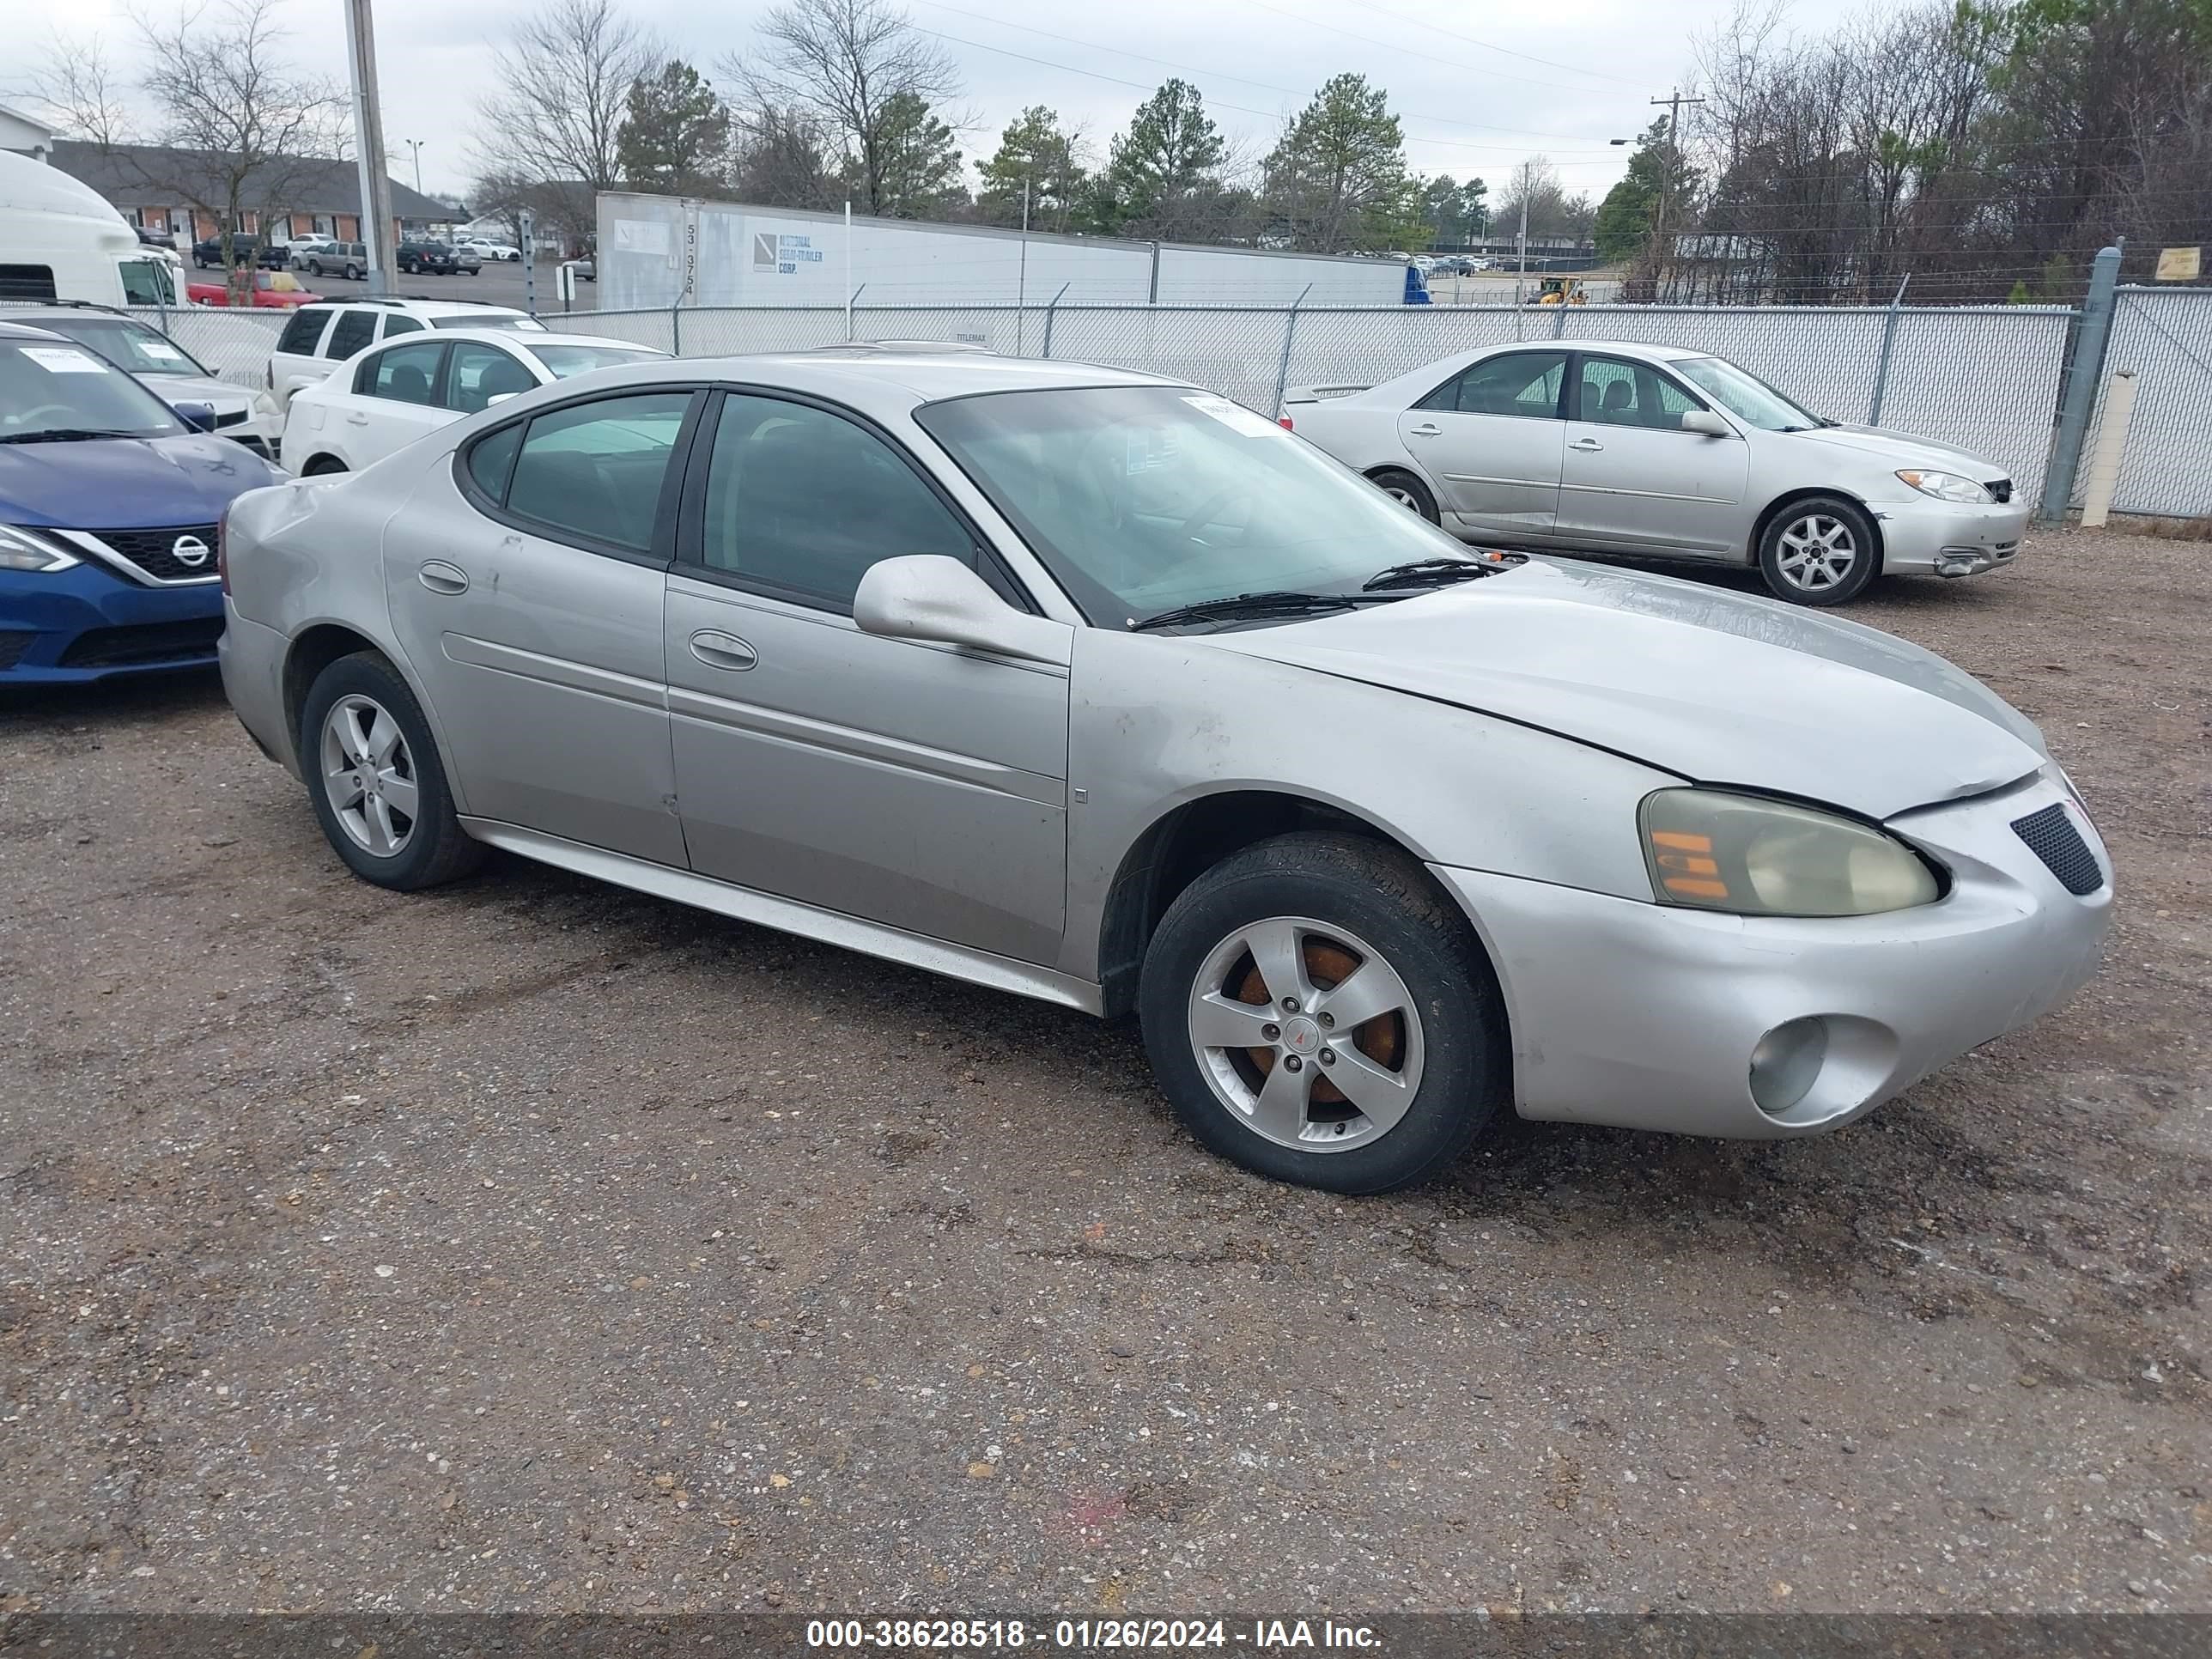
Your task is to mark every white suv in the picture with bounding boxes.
[264,299,547,410]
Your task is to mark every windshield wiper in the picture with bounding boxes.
[1362,550,1526,590]
[1128,590,1375,632]
[0,428,144,445]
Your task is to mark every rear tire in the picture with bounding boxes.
[1757,495,1879,605]
[299,652,483,891]
[344,264,362,282]
[301,455,348,476]
[1138,832,1509,1194]
[1369,468,1440,524]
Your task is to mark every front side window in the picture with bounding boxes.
[356,341,446,404]
[1577,356,1704,430]
[118,258,175,306]
[324,310,377,359]
[1418,350,1568,418]
[695,394,974,611]
[445,341,538,414]
[916,385,1468,623]
[1673,356,1819,432]
[496,391,691,554]
[276,307,330,356]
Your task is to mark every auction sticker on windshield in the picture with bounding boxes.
[1182,394,1283,438]
[22,348,109,374]
[138,341,187,362]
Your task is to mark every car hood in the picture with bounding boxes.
[149,374,256,410]
[1788,422,2004,477]
[1207,558,2047,821]
[0,433,283,530]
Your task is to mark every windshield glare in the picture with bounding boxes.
[530,343,662,379]
[915,385,1468,623]
[1674,356,1819,431]
[38,317,210,379]
[0,340,185,439]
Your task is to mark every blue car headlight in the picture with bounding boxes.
[0,525,81,573]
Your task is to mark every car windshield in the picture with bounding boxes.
[433,314,547,332]
[1673,356,1821,432]
[34,316,210,378]
[0,338,186,440]
[527,343,663,379]
[915,384,1473,624]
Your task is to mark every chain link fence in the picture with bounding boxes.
[10,293,2205,517]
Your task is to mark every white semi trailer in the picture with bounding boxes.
[596,192,1426,311]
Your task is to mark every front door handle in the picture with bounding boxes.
[345,411,369,426]
[689,629,757,672]
[1406,422,1442,438]
[417,560,468,595]
[1568,436,1605,452]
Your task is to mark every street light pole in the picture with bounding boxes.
[342,0,399,295]
[404,138,424,196]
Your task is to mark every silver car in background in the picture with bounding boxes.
[1283,341,2032,605]
[218,349,2109,1194]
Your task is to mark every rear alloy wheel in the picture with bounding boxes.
[344,264,362,281]
[1369,467,1440,524]
[1139,833,1507,1194]
[301,653,483,890]
[1758,495,1878,605]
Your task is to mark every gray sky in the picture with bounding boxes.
[8,0,1866,204]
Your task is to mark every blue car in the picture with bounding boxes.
[0,319,286,684]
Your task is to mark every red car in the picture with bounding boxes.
[187,270,323,308]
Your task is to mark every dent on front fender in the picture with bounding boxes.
[1054,626,1677,986]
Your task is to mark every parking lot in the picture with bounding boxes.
[283,258,602,314]
[2,530,2207,1615]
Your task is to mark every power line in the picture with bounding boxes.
[1231,0,1643,99]
[1345,0,1648,87]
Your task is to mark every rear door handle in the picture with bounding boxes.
[1407,422,1442,438]
[417,561,468,595]
[1568,437,1604,452]
[690,629,757,671]
[345,411,369,426]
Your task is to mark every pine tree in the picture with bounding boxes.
[616,59,730,194]
[1262,74,1412,252]
[975,106,1085,232]
[1101,79,1229,238]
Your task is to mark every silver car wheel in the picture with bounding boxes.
[1382,483,1422,510]
[319,693,420,857]
[1185,915,1425,1153]
[1774,513,1859,592]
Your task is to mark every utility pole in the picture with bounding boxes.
[343,0,399,295]
[1647,88,1705,301]
[1513,158,1532,308]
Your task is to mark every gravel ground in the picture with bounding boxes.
[2,528,2207,1618]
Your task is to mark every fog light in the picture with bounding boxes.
[1749,1017,1828,1116]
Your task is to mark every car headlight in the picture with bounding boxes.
[0,524,80,573]
[1640,788,1941,917]
[1896,469,1991,503]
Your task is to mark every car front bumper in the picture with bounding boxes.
[1,562,226,684]
[1872,495,2032,576]
[1432,769,2111,1138]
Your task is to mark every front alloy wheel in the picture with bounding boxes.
[1758,495,1877,605]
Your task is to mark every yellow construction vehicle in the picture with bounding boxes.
[1534,275,1589,306]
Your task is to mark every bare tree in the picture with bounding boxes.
[38,0,347,302]
[474,0,661,244]
[719,0,963,216]
[728,100,838,208]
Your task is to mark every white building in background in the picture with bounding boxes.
[0,104,61,163]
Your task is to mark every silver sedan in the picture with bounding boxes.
[218,349,2110,1193]
[1282,340,2033,605]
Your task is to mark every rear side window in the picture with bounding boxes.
[324,311,377,359]
[467,423,524,501]
[276,307,329,355]
[501,392,691,555]
[356,341,447,404]
[1417,350,1568,418]
[0,265,59,302]
[381,315,424,338]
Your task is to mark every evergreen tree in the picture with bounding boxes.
[616,58,730,194]
[975,106,1085,232]
[1261,74,1412,252]
[858,90,965,218]
[1101,79,1229,238]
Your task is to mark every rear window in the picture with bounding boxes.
[276,307,331,356]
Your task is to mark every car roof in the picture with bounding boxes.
[0,320,72,342]
[297,298,530,318]
[431,328,664,351]
[604,346,1182,405]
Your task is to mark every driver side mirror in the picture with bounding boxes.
[173,401,218,432]
[853,556,1070,666]
[1680,410,1732,437]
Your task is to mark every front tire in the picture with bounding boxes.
[1758,495,1879,605]
[344,264,362,282]
[299,653,483,890]
[1138,833,1508,1194]
[1369,467,1440,524]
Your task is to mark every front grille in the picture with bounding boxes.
[213,408,249,428]
[57,617,224,670]
[2012,801,2104,895]
[0,629,34,670]
[82,524,221,582]
[1984,478,2013,503]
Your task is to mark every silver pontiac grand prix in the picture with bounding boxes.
[218,348,2112,1194]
